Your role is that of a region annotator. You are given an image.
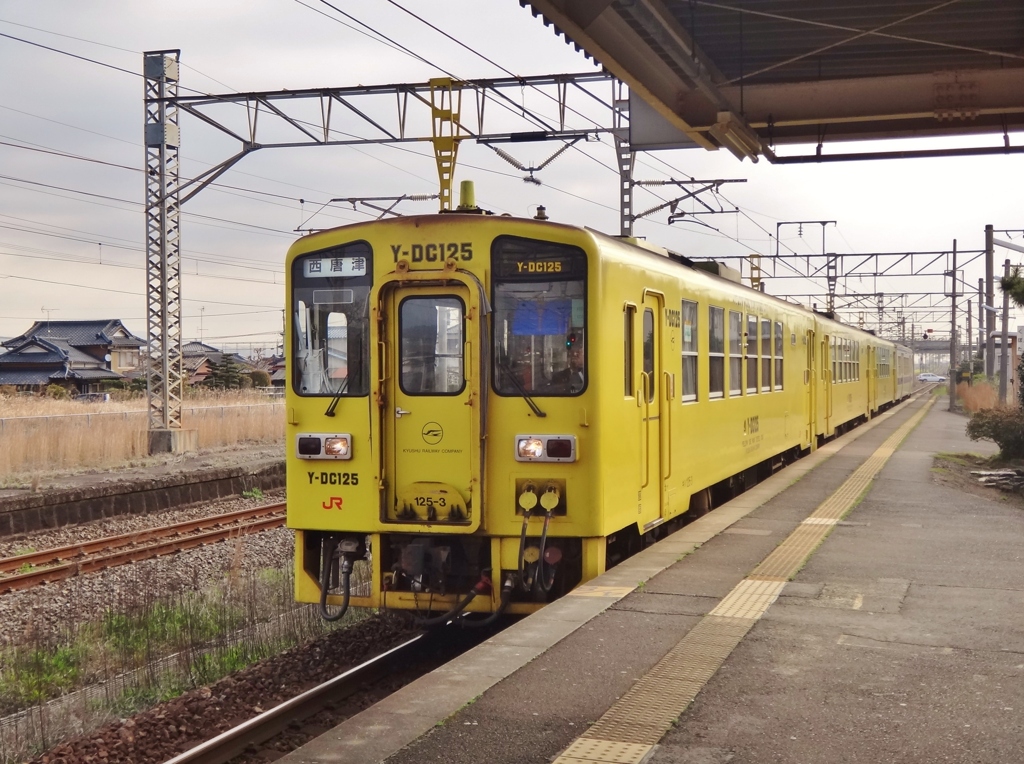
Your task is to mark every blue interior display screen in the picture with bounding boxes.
[511,300,572,335]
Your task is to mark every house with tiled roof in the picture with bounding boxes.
[182,341,254,386]
[0,319,144,394]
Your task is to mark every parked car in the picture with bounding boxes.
[917,373,947,383]
[75,392,111,402]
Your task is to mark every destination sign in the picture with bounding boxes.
[302,256,367,279]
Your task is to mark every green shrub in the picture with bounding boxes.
[965,408,1024,458]
[45,384,70,400]
[250,369,271,388]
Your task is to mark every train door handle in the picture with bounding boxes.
[396,407,412,418]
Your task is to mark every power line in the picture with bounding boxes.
[0,271,276,308]
[0,31,140,76]
[0,174,296,236]
[0,245,282,285]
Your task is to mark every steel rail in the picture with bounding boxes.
[0,502,285,574]
[161,634,427,764]
[0,514,286,593]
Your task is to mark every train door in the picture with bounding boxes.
[639,292,663,520]
[382,284,480,528]
[820,334,833,436]
[805,329,816,448]
[867,345,876,415]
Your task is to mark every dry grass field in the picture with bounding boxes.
[957,379,999,412]
[0,391,283,480]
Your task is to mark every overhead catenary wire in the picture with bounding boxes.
[1,18,624,226]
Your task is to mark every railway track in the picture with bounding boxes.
[163,633,427,764]
[0,502,286,594]
[163,622,494,764]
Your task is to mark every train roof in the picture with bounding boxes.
[290,213,909,351]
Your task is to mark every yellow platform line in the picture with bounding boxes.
[551,398,934,763]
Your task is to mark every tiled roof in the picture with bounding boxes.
[183,341,221,355]
[0,368,57,385]
[3,319,143,349]
[0,337,69,365]
[64,368,122,380]
[43,338,103,365]
[0,337,102,367]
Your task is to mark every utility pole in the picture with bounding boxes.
[986,224,995,378]
[911,322,916,373]
[978,277,984,372]
[966,299,972,372]
[949,240,957,410]
[1000,258,1011,404]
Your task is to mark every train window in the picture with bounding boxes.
[746,315,758,394]
[399,296,464,395]
[643,308,655,403]
[774,321,784,390]
[682,300,698,402]
[708,306,724,398]
[831,337,837,384]
[729,311,742,396]
[760,319,771,391]
[624,305,635,397]
[291,242,371,397]
[491,236,587,397]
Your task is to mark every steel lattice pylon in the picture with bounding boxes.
[144,51,184,432]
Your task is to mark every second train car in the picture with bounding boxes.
[285,185,912,620]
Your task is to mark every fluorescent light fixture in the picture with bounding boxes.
[708,111,762,163]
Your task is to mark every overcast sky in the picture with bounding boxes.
[1,1,1021,354]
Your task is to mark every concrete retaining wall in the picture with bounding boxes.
[0,460,285,538]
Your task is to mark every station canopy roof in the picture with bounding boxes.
[522,1,1024,162]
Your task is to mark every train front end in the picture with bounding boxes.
[286,212,600,620]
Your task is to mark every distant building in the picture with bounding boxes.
[267,355,286,388]
[182,341,254,386]
[0,319,144,394]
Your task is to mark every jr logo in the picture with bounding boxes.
[321,497,343,510]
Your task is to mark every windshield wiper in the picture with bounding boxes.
[325,378,350,417]
[498,360,546,418]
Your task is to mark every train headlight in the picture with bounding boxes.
[324,436,351,457]
[517,438,545,459]
[296,433,352,460]
[514,435,577,462]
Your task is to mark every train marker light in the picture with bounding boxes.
[297,436,322,456]
[514,435,577,462]
[295,433,352,460]
[546,439,573,459]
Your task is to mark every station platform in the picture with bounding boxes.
[280,392,1024,764]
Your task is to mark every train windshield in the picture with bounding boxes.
[291,242,372,397]
[491,236,587,397]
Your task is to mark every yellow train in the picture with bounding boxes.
[285,186,912,620]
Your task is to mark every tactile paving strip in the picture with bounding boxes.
[708,578,786,619]
[551,397,935,764]
[575,617,754,747]
[556,738,653,763]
